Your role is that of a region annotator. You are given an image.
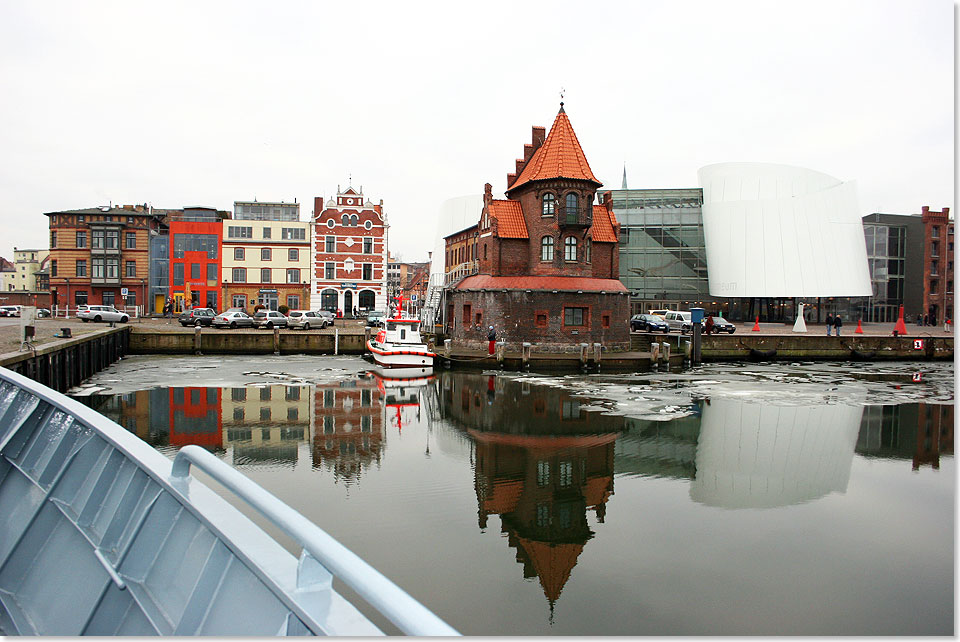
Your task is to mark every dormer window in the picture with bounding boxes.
[542,193,555,216]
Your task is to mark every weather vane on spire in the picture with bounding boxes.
[559,87,565,107]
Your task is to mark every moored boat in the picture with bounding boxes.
[366,294,436,370]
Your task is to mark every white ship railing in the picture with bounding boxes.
[0,366,459,636]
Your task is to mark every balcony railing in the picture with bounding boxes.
[557,205,592,228]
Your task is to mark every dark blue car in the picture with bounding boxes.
[630,314,669,333]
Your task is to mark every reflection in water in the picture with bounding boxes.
[76,367,953,635]
[439,374,624,613]
[690,401,862,509]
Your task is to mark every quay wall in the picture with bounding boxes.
[0,327,130,392]
[631,332,954,361]
[128,328,368,355]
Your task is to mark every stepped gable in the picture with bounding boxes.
[506,106,602,195]
[489,199,528,238]
[591,204,618,243]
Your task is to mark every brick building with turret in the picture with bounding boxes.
[445,105,630,350]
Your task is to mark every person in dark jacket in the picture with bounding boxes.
[833,314,843,336]
[487,326,496,355]
[826,313,834,336]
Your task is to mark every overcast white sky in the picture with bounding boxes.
[0,0,953,264]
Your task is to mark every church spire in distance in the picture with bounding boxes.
[622,163,628,189]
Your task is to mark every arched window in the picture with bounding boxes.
[542,193,555,216]
[541,236,554,261]
[350,214,359,226]
[565,193,579,223]
[341,214,349,226]
[564,236,578,261]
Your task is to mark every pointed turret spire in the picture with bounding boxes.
[621,163,628,189]
[505,107,601,194]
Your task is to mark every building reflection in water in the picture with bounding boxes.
[310,375,385,483]
[856,403,954,470]
[439,373,624,613]
[689,401,863,509]
[222,384,308,467]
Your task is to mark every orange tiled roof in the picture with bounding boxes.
[515,537,585,605]
[489,199,528,239]
[507,108,602,194]
[455,274,628,293]
[591,204,618,243]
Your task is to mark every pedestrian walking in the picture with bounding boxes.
[826,313,834,336]
[704,315,715,335]
[833,314,843,336]
[487,325,496,355]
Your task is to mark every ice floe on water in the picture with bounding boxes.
[497,360,954,421]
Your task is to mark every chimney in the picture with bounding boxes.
[922,206,930,215]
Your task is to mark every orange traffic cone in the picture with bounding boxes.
[894,305,907,336]
[855,319,864,334]
[751,315,760,332]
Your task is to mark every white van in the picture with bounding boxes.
[663,310,693,333]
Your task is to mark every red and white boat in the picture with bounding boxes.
[366,294,436,370]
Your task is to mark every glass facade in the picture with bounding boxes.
[611,188,709,314]
[863,223,906,322]
[233,201,300,221]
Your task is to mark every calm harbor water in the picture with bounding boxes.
[74,356,954,636]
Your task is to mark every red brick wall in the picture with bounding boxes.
[447,289,629,351]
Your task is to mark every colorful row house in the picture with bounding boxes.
[311,186,388,315]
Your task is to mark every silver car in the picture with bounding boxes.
[252,310,289,329]
[287,310,327,330]
[212,310,254,328]
[77,305,129,323]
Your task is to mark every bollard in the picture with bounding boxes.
[334,328,339,355]
[364,327,371,346]
[444,338,451,356]
[496,341,506,365]
[522,342,532,369]
[592,343,602,364]
[660,341,671,362]
[650,342,660,362]
[579,343,589,368]
[682,339,692,359]
[273,327,280,355]
[194,325,202,355]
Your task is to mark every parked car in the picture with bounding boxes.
[366,310,387,327]
[663,310,693,333]
[315,309,335,325]
[253,310,289,329]
[287,310,327,330]
[630,313,669,333]
[212,310,254,329]
[179,308,216,327]
[647,309,672,320]
[704,315,737,334]
[0,305,22,317]
[36,308,52,318]
[77,305,129,323]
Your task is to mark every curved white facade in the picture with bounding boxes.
[698,163,872,297]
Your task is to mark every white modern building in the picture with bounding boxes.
[698,162,872,298]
